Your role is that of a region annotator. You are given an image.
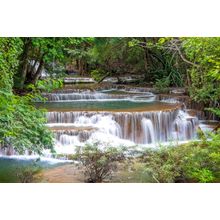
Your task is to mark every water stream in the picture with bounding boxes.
[1,88,202,157]
[0,86,207,181]
[38,88,199,154]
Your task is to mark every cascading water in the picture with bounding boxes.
[41,88,199,154]
[141,118,155,144]
[47,108,199,154]
[41,90,156,102]
[42,92,115,101]
[0,87,201,157]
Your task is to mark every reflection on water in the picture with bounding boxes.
[0,157,68,183]
[36,100,179,112]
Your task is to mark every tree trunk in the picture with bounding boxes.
[142,37,151,80]
[186,69,192,88]
[213,122,220,132]
[116,75,122,84]
[17,38,32,89]
[143,48,148,73]
[30,59,38,78]
[76,59,79,70]
[98,72,111,83]
[31,56,44,84]
[79,59,84,75]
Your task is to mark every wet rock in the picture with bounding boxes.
[171,88,186,95]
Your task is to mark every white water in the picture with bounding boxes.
[0,89,202,158]
[41,89,156,102]
[47,109,199,154]
[42,92,112,101]
[141,118,155,144]
[0,155,71,164]
[161,98,180,104]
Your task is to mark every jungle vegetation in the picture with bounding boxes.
[0,37,219,183]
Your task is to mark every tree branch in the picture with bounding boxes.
[172,41,199,67]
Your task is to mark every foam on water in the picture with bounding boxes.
[47,109,199,154]
[161,98,180,104]
[41,90,156,103]
[0,155,71,164]
[0,89,203,159]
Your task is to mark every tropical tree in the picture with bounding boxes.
[0,37,54,154]
[180,37,220,120]
[13,37,70,89]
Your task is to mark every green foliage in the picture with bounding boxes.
[37,78,63,92]
[182,38,220,69]
[90,69,106,82]
[0,93,54,154]
[0,38,23,91]
[65,37,94,60]
[206,108,220,118]
[74,144,125,182]
[32,37,69,65]
[88,38,145,77]
[188,80,220,104]
[182,38,220,107]
[27,78,63,93]
[1,36,220,157]
[138,147,180,183]
[113,160,154,183]
[189,168,214,183]
[154,77,170,93]
[16,161,42,183]
[13,37,79,89]
[128,37,185,86]
[0,38,54,155]
[137,132,220,183]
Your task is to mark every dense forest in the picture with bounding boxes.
[0,37,219,183]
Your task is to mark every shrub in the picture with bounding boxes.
[154,77,170,93]
[90,69,106,82]
[16,162,42,183]
[75,144,125,183]
[138,131,220,183]
[0,92,54,154]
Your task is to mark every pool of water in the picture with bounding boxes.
[101,89,148,95]
[0,157,68,183]
[36,100,179,112]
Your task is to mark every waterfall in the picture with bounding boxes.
[0,86,202,157]
[141,118,155,144]
[173,110,199,140]
[42,92,114,101]
[42,91,156,102]
[47,109,199,150]
[54,130,92,144]
[0,85,202,158]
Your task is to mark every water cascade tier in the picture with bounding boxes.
[0,87,201,157]
[47,109,199,153]
[42,92,116,101]
[41,89,156,102]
